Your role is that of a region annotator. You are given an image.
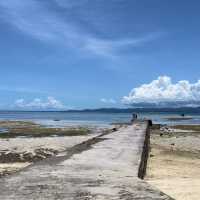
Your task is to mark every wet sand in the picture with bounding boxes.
[146,124,200,200]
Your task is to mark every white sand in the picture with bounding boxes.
[146,134,200,200]
[0,163,30,174]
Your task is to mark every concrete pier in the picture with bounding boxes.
[0,121,173,199]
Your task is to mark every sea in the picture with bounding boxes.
[0,110,200,127]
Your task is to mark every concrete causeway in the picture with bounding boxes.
[0,121,173,199]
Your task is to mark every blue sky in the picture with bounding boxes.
[0,0,200,109]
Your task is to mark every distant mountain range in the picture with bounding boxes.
[1,107,200,114]
[67,107,200,114]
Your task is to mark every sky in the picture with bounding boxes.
[0,0,200,110]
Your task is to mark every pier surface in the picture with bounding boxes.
[0,121,173,199]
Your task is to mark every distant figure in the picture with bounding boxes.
[180,113,185,117]
[131,113,138,123]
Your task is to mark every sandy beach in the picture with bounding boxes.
[146,124,200,200]
[1,119,200,199]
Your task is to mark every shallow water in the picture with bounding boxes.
[0,128,8,133]
[0,111,200,127]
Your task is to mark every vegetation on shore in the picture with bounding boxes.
[0,121,90,138]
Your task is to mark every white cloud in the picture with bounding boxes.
[101,98,116,104]
[15,97,66,110]
[122,76,200,107]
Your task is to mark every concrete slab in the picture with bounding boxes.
[0,121,173,199]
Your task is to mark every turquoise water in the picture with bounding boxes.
[0,111,200,127]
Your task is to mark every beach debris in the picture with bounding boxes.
[160,126,174,134]
[112,127,117,132]
[0,148,59,163]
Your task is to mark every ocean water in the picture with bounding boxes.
[0,111,200,127]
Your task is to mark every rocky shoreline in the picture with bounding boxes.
[0,120,113,177]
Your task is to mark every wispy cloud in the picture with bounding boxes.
[0,86,50,95]
[85,32,163,57]
[0,0,163,58]
[100,98,116,104]
[122,76,200,107]
[15,97,67,110]
[0,1,79,43]
[54,0,88,8]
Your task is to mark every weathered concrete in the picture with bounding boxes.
[0,121,173,199]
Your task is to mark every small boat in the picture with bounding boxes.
[53,119,61,122]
